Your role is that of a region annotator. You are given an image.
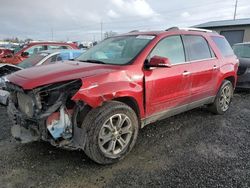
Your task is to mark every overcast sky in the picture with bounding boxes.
[0,0,250,42]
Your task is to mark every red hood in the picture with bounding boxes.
[7,61,120,89]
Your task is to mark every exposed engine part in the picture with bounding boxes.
[7,79,87,150]
[47,106,72,139]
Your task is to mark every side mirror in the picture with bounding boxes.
[148,56,171,68]
[21,51,29,57]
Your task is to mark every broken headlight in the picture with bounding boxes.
[17,92,35,118]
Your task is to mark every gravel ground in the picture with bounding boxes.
[0,91,250,188]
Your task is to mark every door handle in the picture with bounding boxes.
[182,71,191,76]
[213,65,219,70]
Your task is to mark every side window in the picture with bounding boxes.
[42,55,57,65]
[57,53,70,61]
[149,35,185,64]
[183,35,212,61]
[72,52,82,59]
[212,36,234,57]
[24,45,47,55]
[61,46,71,49]
[48,45,71,50]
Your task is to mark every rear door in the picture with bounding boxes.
[144,35,192,117]
[182,35,219,102]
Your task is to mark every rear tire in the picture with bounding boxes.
[208,80,234,115]
[82,101,139,164]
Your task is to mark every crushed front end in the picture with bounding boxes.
[6,80,87,150]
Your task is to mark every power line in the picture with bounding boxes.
[100,21,103,40]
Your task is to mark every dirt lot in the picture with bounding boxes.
[0,91,250,188]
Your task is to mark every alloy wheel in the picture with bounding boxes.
[219,85,232,112]
[98,114,133,158]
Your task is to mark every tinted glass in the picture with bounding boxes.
[57,53,70,61]
[24,45,47,55]
[233,44,250,58]
[212,36,234,57]
[42,56,54,65]
[18,53,48,68]
[72,52,82,59]
[183,35,212,61]
[48,45,71,50]
[76,35,154,65]
[149,35,185,64]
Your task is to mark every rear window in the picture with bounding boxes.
[183,35,212,61]
[18,53,48,68]
[212,36,234,57]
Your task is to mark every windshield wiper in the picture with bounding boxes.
[77,59,106,64]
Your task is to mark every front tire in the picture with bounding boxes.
[82,101,139,164]
[208,80,234,115]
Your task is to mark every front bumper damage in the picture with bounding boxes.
[6,80,87,150]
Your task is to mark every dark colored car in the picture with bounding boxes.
[233,42,250,88]
[6,28,238,164]
[0,42,78,65]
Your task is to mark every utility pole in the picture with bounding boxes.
[100,21,103,41]
[51,27,54,41]
[233,0,238,20]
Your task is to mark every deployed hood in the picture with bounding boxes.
[7,61,120,90]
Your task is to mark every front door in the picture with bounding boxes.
[144,35,191,118]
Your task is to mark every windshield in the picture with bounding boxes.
[233,44,250,58]
[13,44,25,54]
[75,35,155,65]
[18,53,49,68]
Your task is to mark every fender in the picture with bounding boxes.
[71,70,145,118]
[215,62,237,93]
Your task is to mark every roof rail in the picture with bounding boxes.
[129,30,139,33]
[165,27,213,33]
[179,27,213,33]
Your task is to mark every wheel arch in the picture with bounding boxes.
[114,96,141,119]
[224,76,236,88]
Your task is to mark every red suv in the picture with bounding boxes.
[0,42,78,65]
[6,28,238,164]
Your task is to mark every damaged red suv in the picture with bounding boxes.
[6,28,238,164]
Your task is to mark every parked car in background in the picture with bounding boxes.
[233,42,250,89]
[0,42,78,65]
[6,28,238,164]
[0,49,83,105]
[0,42,21,59]
[0,48,13,58]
